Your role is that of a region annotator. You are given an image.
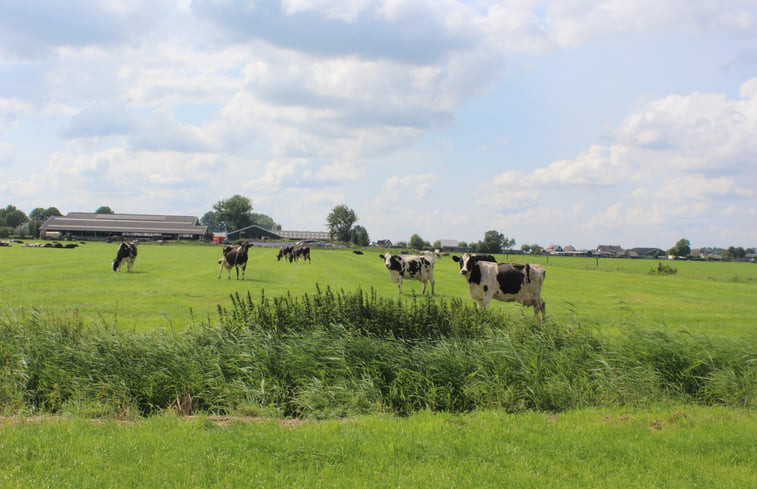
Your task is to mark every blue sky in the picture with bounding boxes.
[1,0,755,249]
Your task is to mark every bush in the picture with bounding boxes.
[649,262,677,275]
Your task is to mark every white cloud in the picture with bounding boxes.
[371,173,440,207]
[545,0,756,47]
[2,0,756,249]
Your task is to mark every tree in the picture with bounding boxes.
[326,204,357,242]
[409,234,429,250]
[29,207,62,238]
[213,195,254,232]
[30,207,62,222]
[251,213,276,230]
[0,205,29,228]
[95,206,114,214]
[350,225,370,246]
[723,246,746,261]
[668,238,691,258]
[201,211,224,233]
[477,230,508,254]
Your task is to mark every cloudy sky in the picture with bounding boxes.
[1,0,756,249]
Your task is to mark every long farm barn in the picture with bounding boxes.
[39,212,208,241]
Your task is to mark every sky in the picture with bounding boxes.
[1,0,756,250]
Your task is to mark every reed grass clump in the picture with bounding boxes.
[0,288,753,418]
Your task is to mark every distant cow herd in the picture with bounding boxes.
[5,239,547,319]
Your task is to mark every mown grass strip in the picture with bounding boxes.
[1,406,754,488]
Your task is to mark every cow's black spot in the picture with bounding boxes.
[496,265,524,294]
[388,255,404,272]
[468,263,482,285]
[407,259,422,276]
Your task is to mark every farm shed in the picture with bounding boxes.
[626,247,665,258]
[39,212,208,241]
[226,225,281,241]
[225,226,331,242]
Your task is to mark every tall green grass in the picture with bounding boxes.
[2,288,753,418]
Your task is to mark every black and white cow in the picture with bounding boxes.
[218,241,252,279]
[452,253,546,320]
[379,251,438,295]
[112,241,138,272]
[277,244,311,263]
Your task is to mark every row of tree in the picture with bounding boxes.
[199,197,371,246]
[3,202,754,261]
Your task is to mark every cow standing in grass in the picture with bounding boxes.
[218,241,252,280]
[452,253,546,320]
[379,251,439,295]
[277,244,311,263]
[112,241,138,272]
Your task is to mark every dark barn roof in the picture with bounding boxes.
[40,212,207,240]
[226,225,282,241]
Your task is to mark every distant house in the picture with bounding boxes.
[39,212,207,240]
[376,239,393,247]
[626,247,665,259]
[595,245,625,257]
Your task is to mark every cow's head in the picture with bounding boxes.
[452,254,473,276]
[379,252,402,271]
[452,254,495,276]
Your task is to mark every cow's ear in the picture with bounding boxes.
[452,256,460,262]
[379,254,387,259]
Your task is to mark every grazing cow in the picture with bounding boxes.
[293,245,311,263]
[277,245,294,262]
[218,241,252,279]
[379,252,437,295]
[452,253,546,320]
[277,244,311,263]
[112,241,138,272]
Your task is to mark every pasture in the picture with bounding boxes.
[1,241,755,336]
[1,241,754,487]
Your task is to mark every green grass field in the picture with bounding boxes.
[1,241,755,335]
[1,406,754,488]
[1,241,755,487]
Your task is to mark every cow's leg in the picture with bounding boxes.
[240,263,247,280]
[396,277,403,295]
[430,278,435,295]
[218,262,224,279]
[420,280,427,294]
[537,300,546,321]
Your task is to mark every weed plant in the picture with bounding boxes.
[1,288,754,418]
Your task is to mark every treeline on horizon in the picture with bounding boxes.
[1,288,753,419]
[1,203,754,261]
